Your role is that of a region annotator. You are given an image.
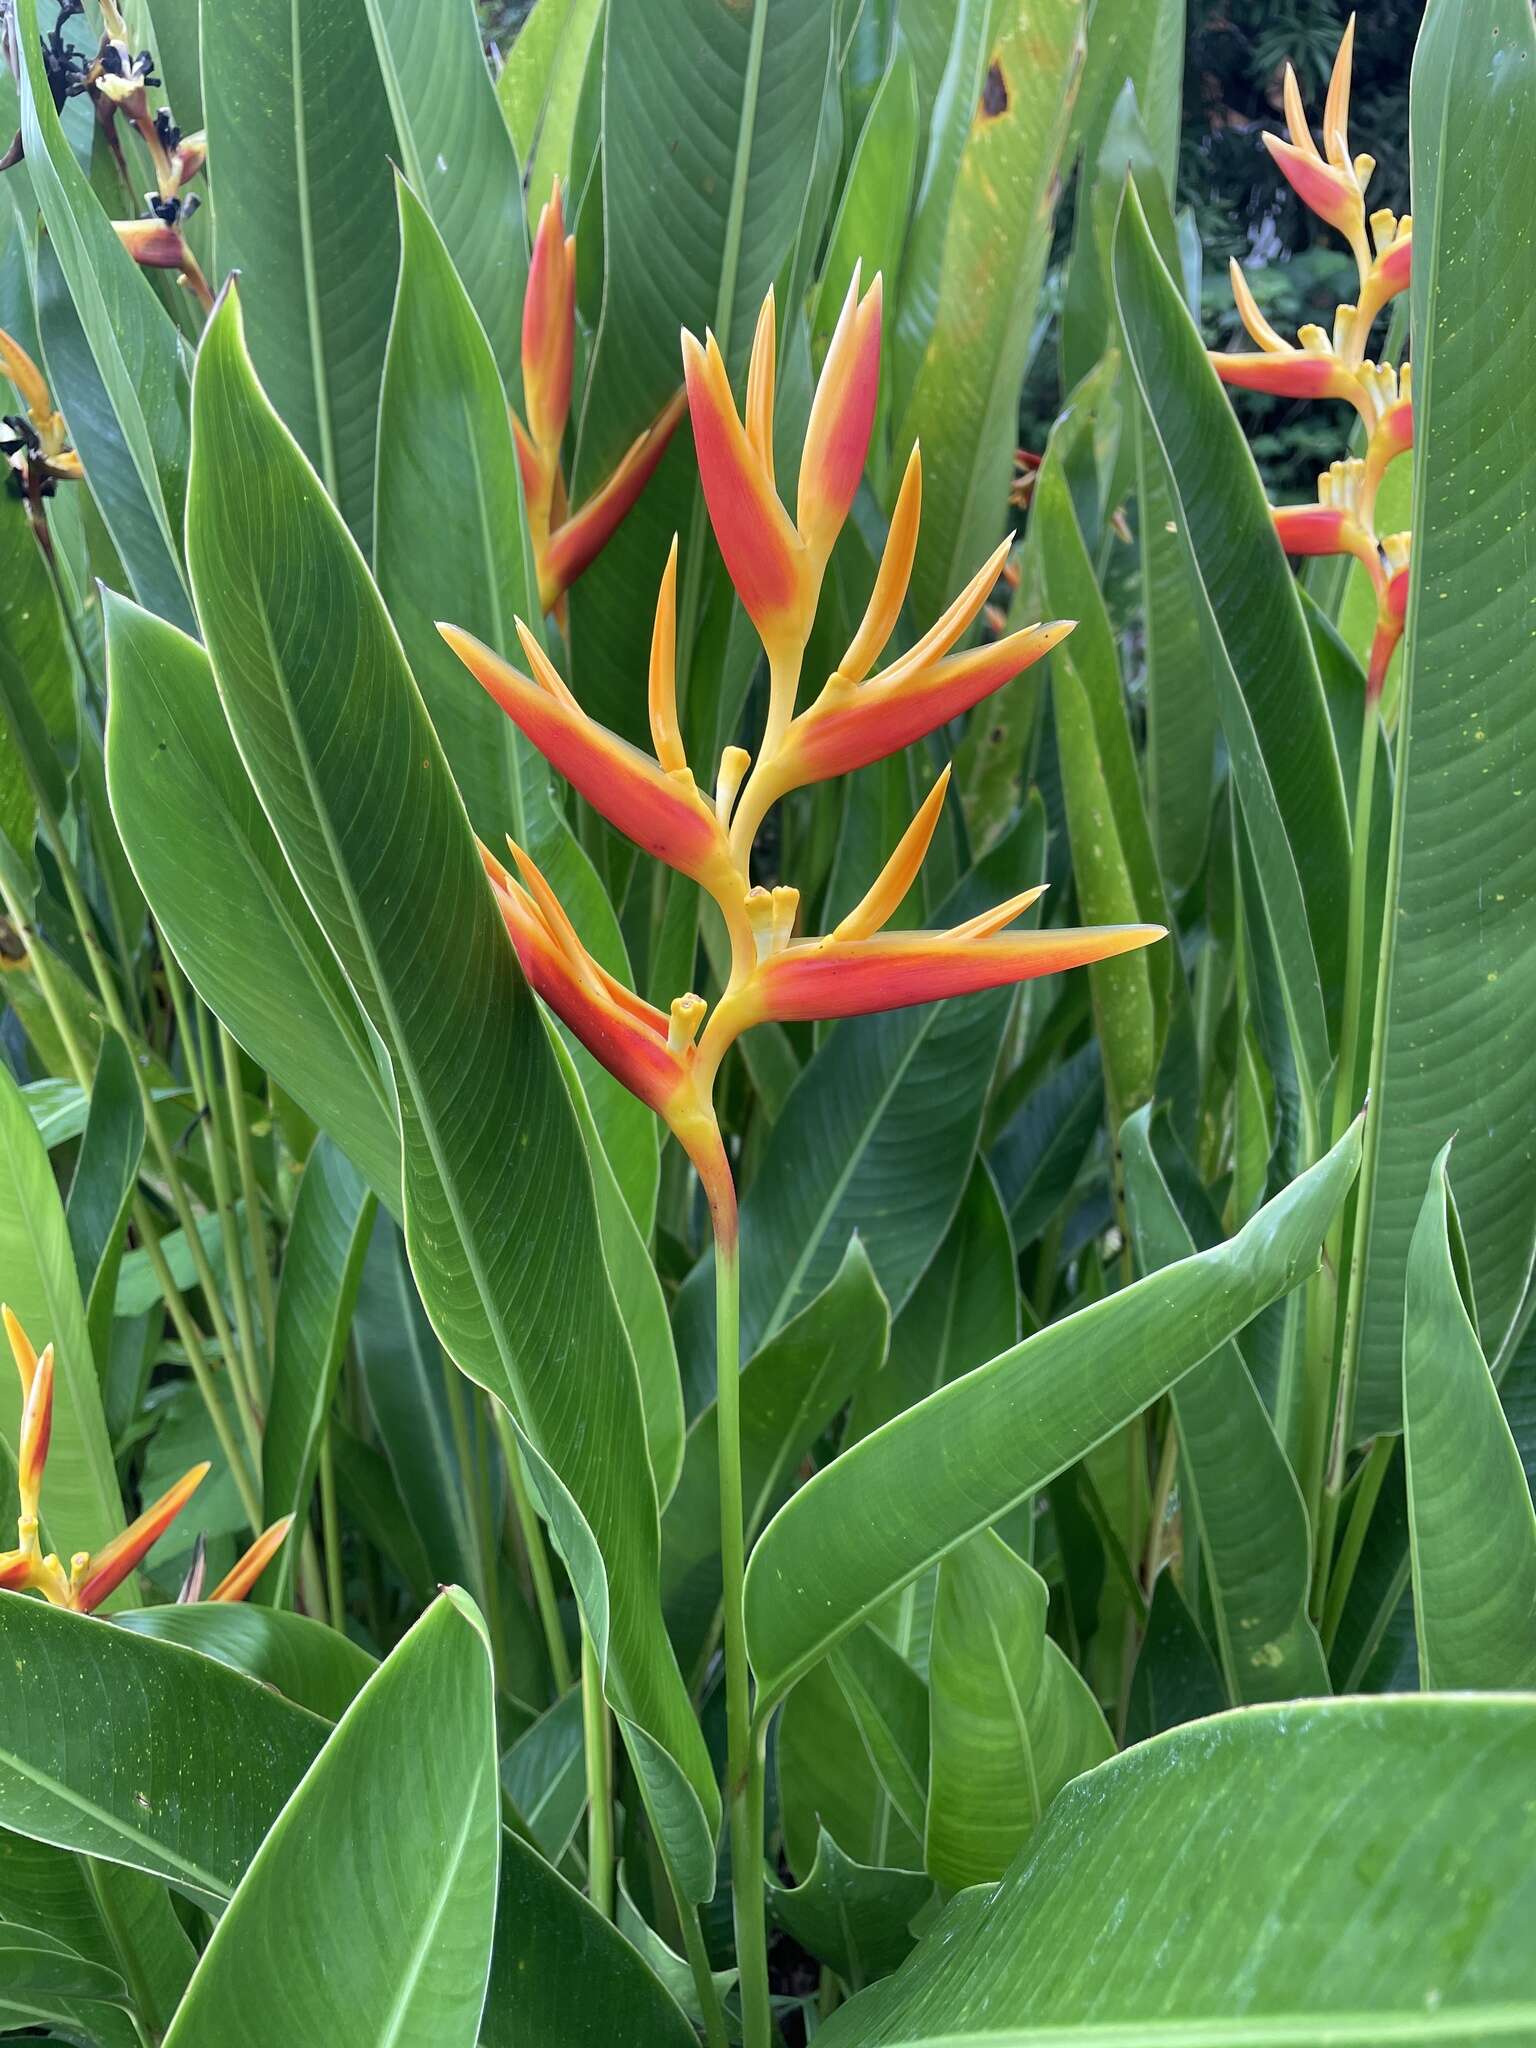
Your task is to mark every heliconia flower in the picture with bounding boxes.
[0,329,83,492]
[113,218,188,269]
[703,772,1160,1036]
[481,841,733,1225]
[1272,459,1384,585]
[1363,391,1413,507]
[682,265,884,672]
[16,1339,53,1530]
[747,922,1166,1024]
[0,1304,210,1613]
[1367,537,1411,701]
[1265,21,1373,262]
[67,1463,210,1614]
[797,271,884,567]
[209,1515,295,1603]
[682,304,815,668]
[438,617,737,896]
[1210,342,1357,405]
[522,178,576,471]
[513,178,684,614]
[538,389,688,610]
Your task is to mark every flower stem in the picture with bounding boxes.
[716,1229,771,2048]
[580,1628,614,1919]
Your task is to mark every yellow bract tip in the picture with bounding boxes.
[834,766,952,943]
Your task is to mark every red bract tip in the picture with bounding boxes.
[522,177,575,459]
[682,327,812,662]
[798,269,883,569]
[16,1341,53,1521]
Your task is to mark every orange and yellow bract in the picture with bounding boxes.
[0,1305,291,1612]
[1209,16,1412,696]
[516,178,686,615]
[443,273,1163,1236]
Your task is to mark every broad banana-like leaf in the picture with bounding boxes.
[1404,1142,1536,1690]
[925,1531,1112,1891]
[897,0,1083,623]
[1350,0,1536,1433]
[361,0,527,392]
[258,1140,375,1607]
[819,1696,1536,2044]
[160,1593,500,2048]
[202,0,399,546]
[183,289,717,1897]
[1123,1107,1328,1702]
[745,1119,1361,1715]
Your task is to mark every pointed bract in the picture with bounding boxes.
[72,1463,209,1613]
[797,270,882,568]
[210,1516,295,1602]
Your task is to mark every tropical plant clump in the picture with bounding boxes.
[0,1,1531,2045]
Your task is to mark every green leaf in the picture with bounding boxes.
[897,0,1083,623]
[1123,1108,1328,1703]
[0,485,76,846]
[0,1593,326,1905]
[925,1531,1113,1892]
[184,289,717,1896]
[1138,407,1217,897]
[1,1593,685,2044]
[374,176,657,1233]
[161,1591,499,2048]
[351,1214,480,1595]
[202,0,400,545]
[0,1064,125,1583]
[64,1031,144,1371]
[500,1688,585,1868]
[1350,0,1536,1432]
[818,1697,1536,2045]
[777,1631,927,1878]
[1403,1142,1536,1691]
[259,1138,375,1606]
[1036,439,1165,1116]
[115,1602,377,1723]
[479,1825,697,2048]
[663,1238,889,1679]
[13,0,191,616]
[362,0,527,392]
[1113,179,1350,1100]
[848,1161,1017,1444]
[498,0,605,219]
[1123,1570,1225,1744]
[0,1926,125,2005]
[102,595,403,1209]
[30,232,193,633]
[989,1042,1103,1253]
[744,1118,1362,1716]
[769,1832,932,1990]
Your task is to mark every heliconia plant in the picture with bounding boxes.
[446,269,1161,2036]
[0,0,1532,2042]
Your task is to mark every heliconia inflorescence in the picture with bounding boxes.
[0,1304,290,1612]
[0,326,83,551]
[443,266,1164,1235]
[515,176,686,617]
[1209,15,1412,698]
